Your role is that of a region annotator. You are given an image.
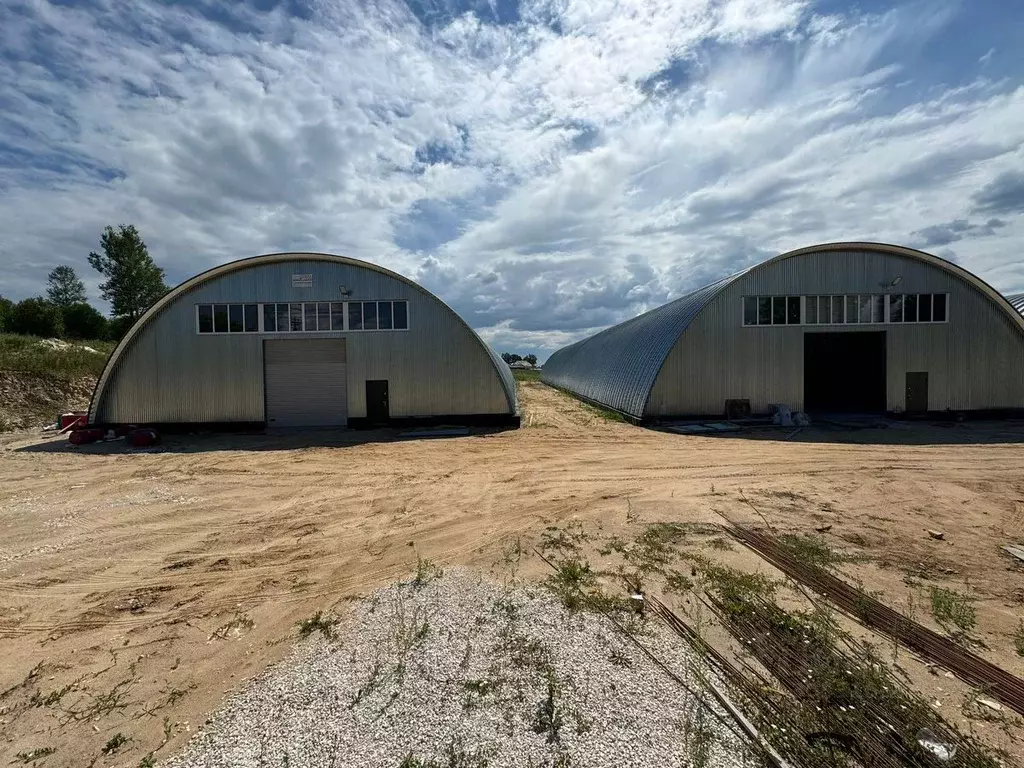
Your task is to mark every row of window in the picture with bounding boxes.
[743,293,948,326]
[197,301,409,334]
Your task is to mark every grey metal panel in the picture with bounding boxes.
[264,339,348,427]
[540,275,739,419]
[92,254,516,424]
[1009,293,1024,315]
[544,243,1024,420]
[648,248,1024,415]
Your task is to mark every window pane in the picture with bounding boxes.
[831,295,844,324]
[244,304,258,332]
[859,295,872,323]
[290,303,303,331]
[787,296,800,324]
[872,295,885,323]
[304,302,317,331]
[263,304,276,332]
[229,304,244,332]
[818,297,830,324]
[331,302,345,330]
[889,294,903,322]
[378,301,393,330]
[198,305,213,333]
[845,295,859,324]
[277,303,290,332]
[743,297,757,326]
[904,293,918,323]
[348,302,363,330]
[805,296,817,324]
[918,293,932,322]
[771,296,785,325]
[363,301,378,330]
[214,304,229,333]
[393,301,408,330]
[318,302,330,331]
[933,293,947,322]
[757,297,771,325]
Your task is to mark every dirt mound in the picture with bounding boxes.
[0,371,95,431]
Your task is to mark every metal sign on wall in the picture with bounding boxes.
[292,273,313,288]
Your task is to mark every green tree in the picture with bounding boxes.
[62,303,109,340]
[88,225,168,321]
[0,296,13,332]
[524,354,538,366]
[501,352,522,365]
[106,315,137,343]
[10,298,64,338]
[46,265,87,307]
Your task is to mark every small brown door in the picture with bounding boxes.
[906,372,928,413]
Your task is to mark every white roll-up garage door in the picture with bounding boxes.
[264,339,348,427]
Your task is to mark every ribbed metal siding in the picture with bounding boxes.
[540,275,740,419]
[647,249,1024,415]
[264,339,348,427]
[93,255,516,424]
[1009,293,1024,316]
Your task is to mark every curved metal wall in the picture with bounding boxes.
[90,253,516,424]
[543,243,1024,420]
[540,275,740,419]
[1009,293,1024,316]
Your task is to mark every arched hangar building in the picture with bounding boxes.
[542,243,1024,422]
[89,253,518,429]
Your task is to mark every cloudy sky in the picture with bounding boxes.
[1,0,1022,358]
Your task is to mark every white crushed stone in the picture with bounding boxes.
[166,568,750,768]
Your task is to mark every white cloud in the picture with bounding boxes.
[0,0,1021,359]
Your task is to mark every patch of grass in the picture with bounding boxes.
[412,555,443,589]
[704,536,733,551]
[777,533,858,569]
[297,610,339,640]
[664,569,694,595]
[533,677,565,744]
[930,586,977,636]
[512,368,541,382]
[596,535,627,556]
[1015,621,1024,657]
[0,333,113,380]
[581,401,627,422]
[15,747,55,763]
[102,732,129,754]
[399,737,496,768]
[679,700,716,768]
[208,610,255,640]
[139,754,157,768]
[696,561,778,617]
[545,557,596,612]
[538,522,589,555]
[625,522,687,573]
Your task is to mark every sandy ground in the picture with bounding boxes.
[2,381,1024,766]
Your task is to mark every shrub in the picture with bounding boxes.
[107,315,136,342]
[62,303,109,340]
[10,298,63,338]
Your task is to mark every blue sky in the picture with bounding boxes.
[1,0,1022,358]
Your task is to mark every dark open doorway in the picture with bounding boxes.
[804,332,886,413]
[365,380,390,424]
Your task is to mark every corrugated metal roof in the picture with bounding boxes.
[1008,293,1024,316]
[542,273,743,419]
[542,242,1024,421]
[90,253,517,422]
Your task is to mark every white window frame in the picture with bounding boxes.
[742,293,949,328]
[195,300,412,335]
[195,303,261,335]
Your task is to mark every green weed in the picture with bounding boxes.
[777,533,858,569]
[297,610,339,640]
[102,733,129,754]
[1015,621,1024,657]
[0,333,113,380]
[412,555,443,588]
[929,586,977,636]
[15,748,56,764]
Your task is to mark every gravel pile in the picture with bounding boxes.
[166,567,750,768]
